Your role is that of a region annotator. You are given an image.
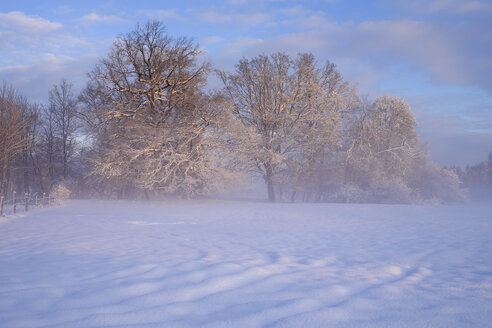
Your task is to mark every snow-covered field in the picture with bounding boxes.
[1,201,491,327]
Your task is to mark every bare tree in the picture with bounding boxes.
[83,21,230,198]
[19,104,40,193]
[89,20,208,126]
[219,53,355,202]
[38,102,58,190]
[48,79,78,180]
[0,83,33,197]
[24,104,46,193]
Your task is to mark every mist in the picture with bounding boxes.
[2,4,492,326]
[2,21,490,205]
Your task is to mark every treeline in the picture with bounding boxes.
[453,152,492,202]
[0,80,79,199]
[0,21,478,203]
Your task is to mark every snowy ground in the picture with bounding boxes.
[1,201,492,327]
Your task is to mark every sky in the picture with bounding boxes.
[0,0,491,167]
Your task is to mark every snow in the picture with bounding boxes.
[1,200,491,327]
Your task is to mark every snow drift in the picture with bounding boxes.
[1,201,491,327]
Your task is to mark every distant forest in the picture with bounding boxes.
[1,21,490,203]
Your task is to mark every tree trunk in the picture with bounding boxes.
[63,135,67,180]
[290,190,296,203]
[267,179,275,202]
[23,144,30,194]
[1,153,9,198]
[264,166,276,202]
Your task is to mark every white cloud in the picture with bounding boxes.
[0,11,100,96]
[227,0,247,5]
[281,13,336,30]
[393,0,492,14]
[202,36,225,46]
[0,54,99,102]
[80,12,124,25]
[52,5,75,15]
[455,0,492,13]
[139,9,184,21]
[218,37,264,56]
[0,11,87,62]
[354,20,464,82]
[415,113,492,166]
[250,16,489,91]
[197,10,270,26]
[238,12,271,25]
[0,3,489,166]
[197,10,232,23]
[0,11,62,33]
[280,5,311,17]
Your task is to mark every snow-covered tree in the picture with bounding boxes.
[83,21,235,198]
[340,95,467,204]
[89,20,208,126]
[219,53,355,202]
[409,162,467,203]
[345,96,422,187]
[462,151,492,201]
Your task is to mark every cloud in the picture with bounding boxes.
[52,5,75,15]
[210,11,492,166]
[197,10,232,24]
[0,11,102,101]
[196,10,270,26]
[280,5,312,17]
[236,12,271,26]
[0,11,89,65]
[202,36,226,46]
[0,11,62,33]
[226,0,248,5]
[138,9,184,21]
[80,12,124,25]
[393,0,492,15]
[0,54,99,102]
[220,13,491,93]
[353,20,464,82]
[281,13,336,30]
[416,114,492,166]
[218,37,264,56]
[0,3,489,166]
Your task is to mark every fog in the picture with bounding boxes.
[2,5,492,328]
[1,21,490,206]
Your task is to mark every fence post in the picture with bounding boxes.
[13,191,17,214]
[0,196,4,216]
[35,195,38,207]
[25,193,29,212]
[48,194,51,207]
[42,192,46,206]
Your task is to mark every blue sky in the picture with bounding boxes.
[1,0,491,166]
